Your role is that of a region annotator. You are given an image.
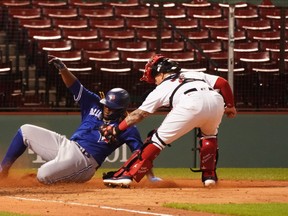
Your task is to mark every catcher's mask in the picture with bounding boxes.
[100,88,130,120]
[141,54,181,84]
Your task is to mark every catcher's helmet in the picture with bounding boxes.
[100,88,130,109]
[141,54,181,84]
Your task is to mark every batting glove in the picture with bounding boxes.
[48,55,67,70]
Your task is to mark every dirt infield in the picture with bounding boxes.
[1,173,288,216]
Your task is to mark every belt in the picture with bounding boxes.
[75,142,91,158]
[184,87,213,94]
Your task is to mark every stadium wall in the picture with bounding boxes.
[0,112,287,169]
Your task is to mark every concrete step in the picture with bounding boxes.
[8,55,27,70]
[38,77,46,89]
[0,31,6,44]
[27,78,36,90]
[1,54,26,68]
[0,43,17,57]
[27,65,36,79]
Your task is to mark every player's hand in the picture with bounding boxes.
[148,176,163,183]
[48,55,67,70]
[146,169,162,183]
[99,124,120,143]
[224,106,237,118]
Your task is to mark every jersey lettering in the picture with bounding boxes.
[105,145,129,163]
[89,108,102,119]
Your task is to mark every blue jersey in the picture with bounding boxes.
[69,80,143,165]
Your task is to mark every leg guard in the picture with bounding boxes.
[129,143,161,182]
[104,149,142,179]
[200,137,218,171]
[199,137,218,182]
[107,143,161,183]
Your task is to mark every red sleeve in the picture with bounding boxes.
[213,77,235,108]
[118,119,129,131]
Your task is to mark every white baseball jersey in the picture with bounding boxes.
[139,71,225,147]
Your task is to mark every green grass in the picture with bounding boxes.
[16,168,288,181]
[0,213,31,216]
[164,203,288,216]
[98,168,288,216]
[97,167,288,181]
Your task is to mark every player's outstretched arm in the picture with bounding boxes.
[48,55,77,88]
[100,109,151,141]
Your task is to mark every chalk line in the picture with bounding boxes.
[8,196,173,216]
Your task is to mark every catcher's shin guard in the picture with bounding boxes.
[113,143,161,183]
[107,149,142,179]
[199,137,218,180]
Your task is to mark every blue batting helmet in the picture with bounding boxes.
[100,88,130,110]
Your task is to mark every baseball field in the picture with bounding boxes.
[0,168,288,216]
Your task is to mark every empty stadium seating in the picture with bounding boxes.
[1,0,287,111]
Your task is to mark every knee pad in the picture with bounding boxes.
[37,167,50,185]
[151,131,167,150]
[199,137,218,172]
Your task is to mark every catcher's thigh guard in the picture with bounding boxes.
[199,137,218,172]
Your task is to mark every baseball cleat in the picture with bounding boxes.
[120,183,130,188]
[104,182,117,188]
[202,171,218,187]
[204,179,216,187]
[104,182,131,188]
[103,175,132,188]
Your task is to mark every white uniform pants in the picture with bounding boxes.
[152,90,225,146]
[21,124,99,184]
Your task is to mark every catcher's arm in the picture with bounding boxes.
[99,109,151,141]
[214,76,237,118]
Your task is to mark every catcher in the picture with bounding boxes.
[100,54,237,187]
[0,56,160,184]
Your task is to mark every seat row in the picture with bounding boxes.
[1,0,288,111]
[1,50,288,110]
[2,1,285,40]
[2,0,286,19]
[4,6,286,51]
[24,30,287,66]
[12,15,287,33]
[4,6,287,30]
[19,27,288,55]
[37,49,288,110]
